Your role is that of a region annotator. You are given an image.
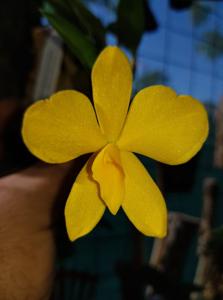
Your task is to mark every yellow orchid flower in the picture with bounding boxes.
[22,46,209,241]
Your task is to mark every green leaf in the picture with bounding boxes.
[108,0,157,54]
[46,0,105,47]
[41,2,98,68]
[66,0,105,47]
[44,0,69,12]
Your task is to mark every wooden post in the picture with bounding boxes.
[214,97,223,168]
[191,178,218,300]
[149,212,200,282]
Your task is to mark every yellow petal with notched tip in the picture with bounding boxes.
[118,85,209,165]
[92,144,125,215]
[65,158,106,241]
[22,90,106,163]
[92,46,132,142]
[121,151,167,238]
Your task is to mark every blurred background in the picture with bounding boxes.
[1,0,223,299]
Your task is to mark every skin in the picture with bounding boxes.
[0,159,85,300]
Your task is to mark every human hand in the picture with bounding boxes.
[0,161,78,300]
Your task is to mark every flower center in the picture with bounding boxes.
[91,143,125,214]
